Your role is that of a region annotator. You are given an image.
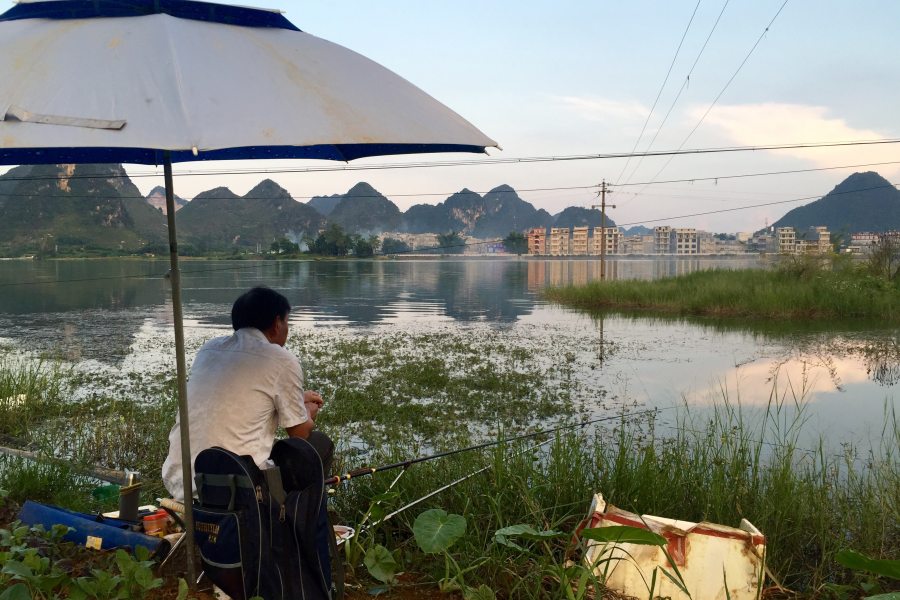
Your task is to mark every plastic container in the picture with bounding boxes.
[142,511,169,538]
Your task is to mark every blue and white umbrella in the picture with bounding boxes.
[0,0,497,580]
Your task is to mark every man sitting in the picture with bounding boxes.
[163,286,331,502]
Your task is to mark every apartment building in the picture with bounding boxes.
[590,227,622,255]
[654,226,672,254]
[698,231,716,254]
[572,226,589,256]
[777,227,796,253]
[851,232,879,247]
[672,229,698,254]
[622,235,643,254]
[526,227,547,255]
[549,228,570,256]
[807,226,831,254]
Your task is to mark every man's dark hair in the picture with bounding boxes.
[231,286,291,332]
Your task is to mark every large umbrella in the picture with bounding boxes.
[0,0,497,582]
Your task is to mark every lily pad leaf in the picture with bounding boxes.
[364,545,397,584]
[581,525,668,547]
[413,509,466,554]
[835,550,900,580]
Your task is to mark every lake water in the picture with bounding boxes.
[0,257,896,450]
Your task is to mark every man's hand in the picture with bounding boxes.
[286,390,324,439]
[304,390,322,422]
[304,390,323,408]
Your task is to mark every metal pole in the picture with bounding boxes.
[600,180,606,280]
[164,151,197,586]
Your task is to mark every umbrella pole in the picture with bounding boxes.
[163,151,198,586]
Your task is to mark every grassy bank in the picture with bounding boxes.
[546,261,900,320]
[2,343,900,598]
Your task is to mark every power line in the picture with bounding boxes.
[0,136,896,183]
[611,0,703,191]
[0,184,601,202]
[617,159,900,187]
[613,181,899,228]
[630,0,791,199]
[613,0,731,203]
[2,158,897,204]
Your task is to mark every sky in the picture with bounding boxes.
[11,0,900,233]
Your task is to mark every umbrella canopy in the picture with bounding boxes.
[0,0,497,165]
[0,0,497,584]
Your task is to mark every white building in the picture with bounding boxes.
[549,228,570,256]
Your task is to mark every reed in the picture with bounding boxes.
[545,262,900,320]
[331,386,900,597]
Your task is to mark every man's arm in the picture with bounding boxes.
[286,419,314,439]
[286,391,322,439]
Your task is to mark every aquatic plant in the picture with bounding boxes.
[545,266,900,320]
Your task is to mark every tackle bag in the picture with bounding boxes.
[193,443,334,600]
[270,437,332,600]
[193,448,277,600]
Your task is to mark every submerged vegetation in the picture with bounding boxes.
[546,253,900,320]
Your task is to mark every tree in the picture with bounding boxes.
[352,234,380,258]
[305,223,352,256]
[271,236,300,254]
[503,231,527,255]
[381,237,411,254]
[436,231,465,254]
[866,236,900,281]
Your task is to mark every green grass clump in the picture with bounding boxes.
[545,262,900,320]
[333,394,900,598]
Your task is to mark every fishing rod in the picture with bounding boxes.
[324,406,671,486]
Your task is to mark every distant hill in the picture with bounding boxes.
[771,171,900,233]
[622,225,653,236]
[327,182,402,234]
[553,207,617,230]
[307,194,343,216]
[146,186,187,215]
[404,185,554,238]
[0,163,168,252]
[177,179,326,248]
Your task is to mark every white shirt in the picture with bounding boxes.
[162,327,308,502]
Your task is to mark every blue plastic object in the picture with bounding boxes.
[17,501,170,557]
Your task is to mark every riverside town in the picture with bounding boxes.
[1,3,900,600]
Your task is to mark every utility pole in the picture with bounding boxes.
[591,180,615,281]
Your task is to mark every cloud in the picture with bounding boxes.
[690,355,869,407]
[555,96,650,122]
[694,103,900,172]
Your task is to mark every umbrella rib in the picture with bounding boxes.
[332,145,349,163]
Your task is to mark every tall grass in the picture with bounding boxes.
[1,349,898,597]
[545,261,900,320]
[331,385,900,597]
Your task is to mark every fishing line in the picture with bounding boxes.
[324,406,673,487]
